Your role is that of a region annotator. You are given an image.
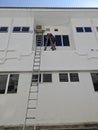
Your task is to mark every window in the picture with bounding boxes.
[96,27,98,32]
[13,27,21,32]
[13,27,30,33]
[22,27,30,32]
[70,73,79,82]
[0,27,8,32]
[43,74,52,82]
[63,35,70,46]
[0,75,8,94]
[76,27,92,33]
[91,73,98,91]
[84,27,92,32]
[59,73,68,82]
[55,35,62,46]
[7,74,19,94]
[43,35,70,47]
[32,74,41,82]
[76,27,83,32]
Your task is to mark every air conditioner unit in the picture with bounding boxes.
[36,25,42,30]
[36,25,43,33]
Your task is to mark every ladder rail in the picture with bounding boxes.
[23,34,42,130]
[23,50,38,130]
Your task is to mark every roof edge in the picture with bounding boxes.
[0,7,98,10]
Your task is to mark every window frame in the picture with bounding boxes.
[96,27,98,32]
[55,35,62,46]
[69,73,79,82]
[43,73,52,83]
[62,35,70,46]
[91,73,98,92]
[0,27,8,33]
[0,74,8,94]
[43,35,70,47]
[0,73,19,94]
[13,26,21,33]
[22,27,30,32]
[32,74,41,83]
[59,73,69,82]
[13,26,30,33]
[7,74,19,94]
[84,27,92,32]
[76,27,84,32]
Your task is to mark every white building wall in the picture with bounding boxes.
[0,72,98,126]
[0,18,12,50]
[0,73,31,126]
[37,72,98,125]
[0,17,34,71]
[0,9,98,126]
[41,50,98,71]
[92,18,98,42]
[71,18,98,51]
[8,17,34,51]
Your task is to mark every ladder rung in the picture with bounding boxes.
[27,107,36,109]
[36,50,41,52]
[36,43,41,44]
[36,49,41,50]
[31,85,38,87]
[28,98,37,100]
[26,117,36,119]
[34,60,40,62]
[33,69,40,72]
[37,39,42,41]
[34,61,40,63]
[34,61,40,64]
[35,53,40,55]
[35,54,40,57]
[34,58,40,60]
[32,79,38,81]
[33,65,40,67]
[35,55,40,57]
[35,51,41,53]
[29,91,38,93]
[32,71,40,74]
[32,81,38,83]
[31,84,38,86]
[33,64,40,66]
[33,68,39,71]
[35,57,40,59]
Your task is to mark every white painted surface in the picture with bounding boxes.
[37,72,98,125]
[0,8,98,126]
[71,18,98,51]
[0,72,98,125]
[0,17,34,71]
[41,50,98,71]
[8,17,34,51]
[0,18,11,50]
[0,73,31,126]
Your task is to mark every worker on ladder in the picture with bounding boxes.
[44,33,56,51]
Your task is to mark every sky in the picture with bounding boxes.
[0,0,98,7]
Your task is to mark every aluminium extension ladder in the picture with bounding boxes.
[23,35,42,130]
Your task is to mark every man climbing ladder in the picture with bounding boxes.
[44,33,56,51]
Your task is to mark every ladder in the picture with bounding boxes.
[23,34,42,130]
